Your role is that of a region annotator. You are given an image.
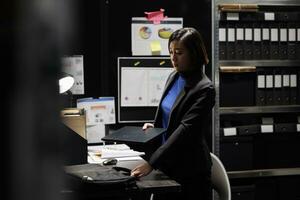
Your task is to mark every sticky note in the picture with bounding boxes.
[150,41,161,55]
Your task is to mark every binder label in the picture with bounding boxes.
[257,75,265,88]
[290,74,297,87]
[223,127,237,136]
[288,29,296,41]
[227,12,239,21]
[261,125,274,133]
[264,12,275,21]
[236,28,244,40]
[263,28,270,40]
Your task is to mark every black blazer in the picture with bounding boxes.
[148,70,216,182]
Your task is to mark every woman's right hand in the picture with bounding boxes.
[131,162,153,178]
[142,123,154,131]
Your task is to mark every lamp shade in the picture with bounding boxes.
[59,73,75,94]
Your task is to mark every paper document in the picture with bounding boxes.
[88,144,131,152]
[101,149,145,159]
[87,144,145,163]
[88,152,143,164]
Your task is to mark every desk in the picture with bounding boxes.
[62,159,181,200]
[117,159,181,194]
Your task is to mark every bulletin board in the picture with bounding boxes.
[131,17,183,55]
[118,57,173,123]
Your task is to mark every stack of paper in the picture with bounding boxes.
[87,144,144,164]
[101,148,144,159]
[88,144,130,152]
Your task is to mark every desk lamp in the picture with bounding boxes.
[59,73,75,94]
[59,73,75,107]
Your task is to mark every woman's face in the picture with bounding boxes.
[169,40,191,73]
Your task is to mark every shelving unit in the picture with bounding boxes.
[220,105,300,115]
[212,0,300,199]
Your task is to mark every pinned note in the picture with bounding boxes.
[145,8,166,24]
[150,41,161,55]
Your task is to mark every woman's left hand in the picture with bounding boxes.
[131,162,153,178]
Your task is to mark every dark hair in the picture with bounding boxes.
[168,27,209,67]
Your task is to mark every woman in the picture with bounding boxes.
[131,27,216,200]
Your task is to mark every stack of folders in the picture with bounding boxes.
[218,11,300,60]
[256,67,299,106]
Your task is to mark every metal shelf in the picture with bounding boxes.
[228,167,300,179]
[220,60,300,67]
[220,105,300,115]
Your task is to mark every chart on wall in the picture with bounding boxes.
[121,67,173,107]
[131,17,183,55]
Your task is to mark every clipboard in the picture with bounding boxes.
[102,126,165,144]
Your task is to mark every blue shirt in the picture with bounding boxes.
[160,75,186,144]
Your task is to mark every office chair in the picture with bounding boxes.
[210,152,231,200]
[150,153,231,200]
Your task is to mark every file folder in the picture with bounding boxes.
[282,69,291,105]
[220,136,253,170]
[219,11,227,21]
[287,27,297,59]
[261,124,274,133]
[220,71,256,106]
[277,11,299,22]
[235,25,245,59]
[253,27,262,59]
[227,25,236,60]
[102,126,165,144]
[290,71,297,104]
[273,68,283,105]
[219,25,227,60]
[274,123,297,133]
[244,28,253,59]
[265,70,274,105]
[281,12,299,59]
[279,26,288,59]
[297,27,300,59]
[239,12,254,21]
[238,124,260,136]
[256,68,266,106]
[270,27,279,59]
[262,27,271,59]
[298,70,300,105]
[240,12,264,22]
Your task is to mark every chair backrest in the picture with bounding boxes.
[210,152,231,200]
